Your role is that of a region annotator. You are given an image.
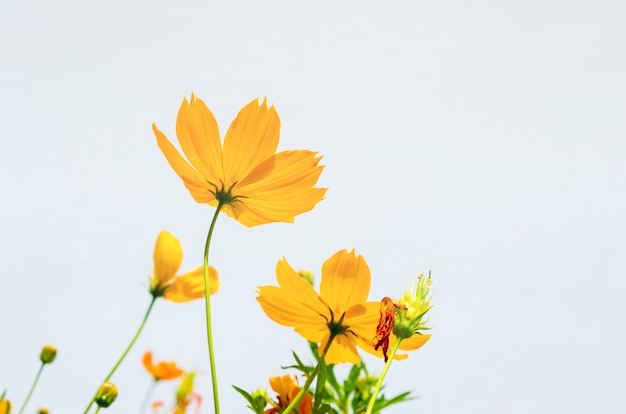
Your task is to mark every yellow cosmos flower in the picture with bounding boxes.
[152,94,326,227]
[258,249,409,364]
[142,351,184,381]
[149,230,219,301]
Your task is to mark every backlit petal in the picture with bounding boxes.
[153,231,182,286]
[398,333,431,351]
[320,250,370,314]
[323,333,361,364]
[163,266,219,302]
[153,124,206,191]
[222,98,280,186]
[175,95,224,184]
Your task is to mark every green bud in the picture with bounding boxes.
[298,269,315,286]
[39,345,57,364]
[95,382,118,408]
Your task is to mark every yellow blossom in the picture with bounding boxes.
[149,230,219,302]
[0,400,12,414]
[142,351,184,381]
[258,250,413,364]
[152,95,326,227]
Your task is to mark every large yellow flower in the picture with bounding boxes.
[149,230,219,302]
[152,95,326,227]
[257,250,384,364]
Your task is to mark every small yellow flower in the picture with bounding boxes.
[258,250,411,364]
[142,351,184,381]
[39,344,57,364]
[0,399,12,414]
[153,95,326,227]
[149,230,219,301]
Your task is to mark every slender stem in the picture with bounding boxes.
[282,333,337,414]
[203,202,224,414]
[94,407,101,414]
[138,380,158,414]
[365,339,402,414]
[83,297,158,414]
[17,362,45,414]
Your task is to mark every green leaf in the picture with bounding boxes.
[313,357,327,411]
[232,385,266,414]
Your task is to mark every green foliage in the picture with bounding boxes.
[232,385,267,414]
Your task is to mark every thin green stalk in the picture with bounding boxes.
[282,332,337,414]
[365,339,402,414]
[94,406,101,414]
[203,202,224,414]
[83,296,158,414]
[17,362,44,414]
[138,380,158,414]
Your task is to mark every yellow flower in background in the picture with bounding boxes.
[149,230,219,301]
[258,250,390,364]
[152,95,326,227]
[0,399,12,414]
[142,351,184,381]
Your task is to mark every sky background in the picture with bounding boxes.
[1,0,625,413]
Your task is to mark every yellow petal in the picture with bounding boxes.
[320,250,370,315]
[222,98,280,186]
[163,266,219,302]
[153,231,182,286]
[398,333,431,351]
[175,95,224,184]
[323,333,361,364]
[257,259,330,342]
[152,123,207,191]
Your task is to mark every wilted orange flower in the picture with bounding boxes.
[258,250,389,364]
[142,351,184,381]
[265,374,312,414]
[149,230,219,302]
[152,95,326,227]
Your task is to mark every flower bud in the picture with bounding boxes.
[394,273,433,339]
[298,269,315,286]
[38,407,49,414]
[39,345,57,364]
[95,382,118,408]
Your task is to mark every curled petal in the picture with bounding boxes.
[153,231,183,286]
[163,266,219,302]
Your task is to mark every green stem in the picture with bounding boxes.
[94,406,101,414]
[83,296,158,414]
[203,202,224,414]
[17,362,45,414]
[365,339,402,414]
[282,333,337,414]
[138,380,158,414]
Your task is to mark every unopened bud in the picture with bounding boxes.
[38,406,49,414]
[40,345,57,364]
[298,270,315,286]
[95,382,118,408]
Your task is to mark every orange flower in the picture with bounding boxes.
[152,95,326,227]
[142,352,184,381]
[149,230,219,302]
[265,375,312,414]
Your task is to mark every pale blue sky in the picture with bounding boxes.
[1,0,625,413]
